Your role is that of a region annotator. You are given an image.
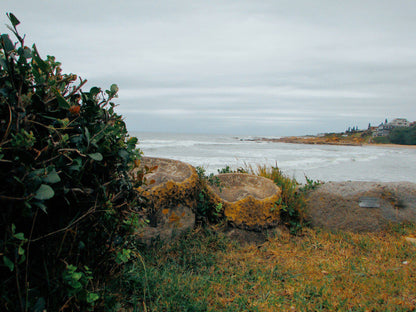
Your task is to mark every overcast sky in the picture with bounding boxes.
[3,1,416,136]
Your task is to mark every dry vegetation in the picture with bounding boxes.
[125,222,416,311]
[267,133,369,146]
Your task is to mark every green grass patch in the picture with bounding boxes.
[113,223,416,311]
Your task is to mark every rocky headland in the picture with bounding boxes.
[254,135,416,148]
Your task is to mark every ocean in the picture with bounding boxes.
[132,132,416,184]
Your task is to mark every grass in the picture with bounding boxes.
[249,165,315,233]
[116,223,416,311]
[109,165,414,311]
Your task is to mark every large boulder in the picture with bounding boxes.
[207,173,282,231]
[305,181,416,232]
[133,157,199,244]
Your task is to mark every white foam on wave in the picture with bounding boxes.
[139,138,245,150]
[134,133,416,182]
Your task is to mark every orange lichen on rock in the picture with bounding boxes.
[207,173,282,231]
[168,212,180,224]
[131,157,199,244]
[134,157,199,212]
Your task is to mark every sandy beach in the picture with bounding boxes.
[364,143,416,149]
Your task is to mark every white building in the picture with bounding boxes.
[374,118,409,137]
[389,118,409,127]
[375,123,392,137]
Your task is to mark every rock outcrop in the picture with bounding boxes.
[207,173,282,231]
[132,155,416,243]
[305,181,416,232]
[133,157,199,244]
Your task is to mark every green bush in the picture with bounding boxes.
[253,165,310,234]
[0,14,144,311]
[372,136,390,144]
[389,126,416,145]
[195,166,224,224]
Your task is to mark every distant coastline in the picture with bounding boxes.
[253,136,416,149]
[250,117,416,148]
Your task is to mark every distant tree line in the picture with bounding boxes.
[345,126,359,133]
[373,125,416,145]
[388,125,416,145]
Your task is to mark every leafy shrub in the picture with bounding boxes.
[0,14,144,311]
[389,126,416,145]
[217,165,247,174]
[372,136,390,144]
[195,166,224,223]
[252,165,310,233]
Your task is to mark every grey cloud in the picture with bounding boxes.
[3,0,416,135]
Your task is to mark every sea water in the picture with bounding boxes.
[132,132,416,183]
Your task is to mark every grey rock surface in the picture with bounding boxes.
[305,181,416,232]
[136,204,195,245]
[134,157,198,245]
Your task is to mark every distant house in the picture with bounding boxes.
[375,123,392,137]
[374,118,409,137]
[389,118,409,127]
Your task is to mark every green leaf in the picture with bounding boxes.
[14,232,25,240]
[69,158,82,171]
[42,168,61,184]
[1,34,15,53]
[3,256,14,272]
[23,47,32,58]
[115,249,131,264]
[110,84,119,94]
[18,254,25,264]
[127,137,138,146]
[32,45,51,74]
[67,264,77,273]
[90,87,101,96]
[34,184,55,200]
[33,201,48,214]
[59,118,70,128]
[18,246,25,256]
[8,13,20,27]
[88,153,103,161]
[11,223,16,234]
[118,149,129,161]
[70,280,82,289]
[53,90,70,109]
[72,272,83,281]
[86,292,100,303]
